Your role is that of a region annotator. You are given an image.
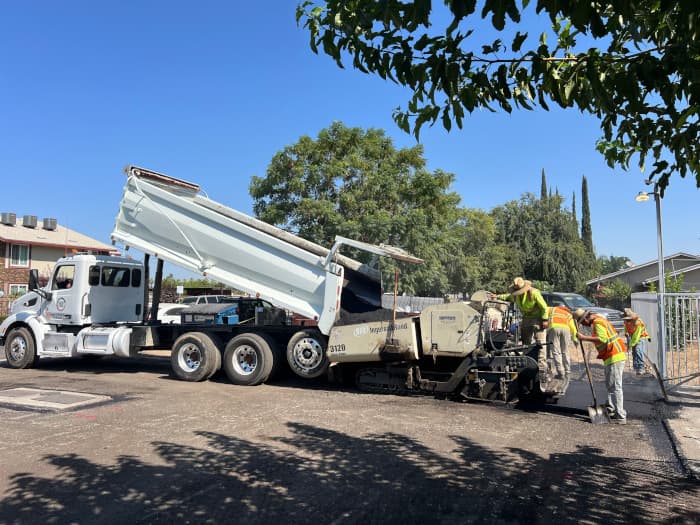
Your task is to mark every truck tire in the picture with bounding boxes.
[4,326,39,369]
[208,344,222,380]
[286,330,329,379]
[170,332,220,382]
[223,333,274,386]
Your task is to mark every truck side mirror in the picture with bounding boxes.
[28,269,40,291]
[28,268,52,301]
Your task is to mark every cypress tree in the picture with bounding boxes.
[572,192,578,230]
[540,168,547,200]
[581,176,593,253]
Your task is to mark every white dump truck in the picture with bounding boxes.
[0,166,562,403]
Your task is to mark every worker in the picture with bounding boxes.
[574,308,628,424]
[546,305,578,380]
[494,277,549,345]
[623,308,651,376]
[493,277,549,378]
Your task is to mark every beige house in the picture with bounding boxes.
[0,213,115,301]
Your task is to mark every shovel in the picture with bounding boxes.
[578,337,609,424]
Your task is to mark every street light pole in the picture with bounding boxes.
[653,186,665,296]
[635,183,666,375]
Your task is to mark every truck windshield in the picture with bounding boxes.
[561,294,594,308]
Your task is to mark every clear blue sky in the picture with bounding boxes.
[1,1,698,280]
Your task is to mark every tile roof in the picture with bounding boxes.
[0,215,115,252]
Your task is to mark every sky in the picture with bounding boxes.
[1,1,698,281]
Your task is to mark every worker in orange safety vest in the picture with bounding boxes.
[574,308,629,424]
[546,305,578,380]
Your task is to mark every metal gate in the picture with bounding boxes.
[631,292,700,388]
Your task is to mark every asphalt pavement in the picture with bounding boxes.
[564,358,700,481]
[0,352,698,524]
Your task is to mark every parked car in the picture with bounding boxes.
[178,295,236,305]
[540,291,625,334]
[154,302,188,324]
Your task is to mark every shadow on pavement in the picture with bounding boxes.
[1,423,697,524]
[0,355,171,376]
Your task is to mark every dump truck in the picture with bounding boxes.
[0,166,565,403]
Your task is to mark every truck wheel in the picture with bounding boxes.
[4,327,39,369]
[286,330,328,379]
[223,333,274,386]
[170,332,220,382]
[208,344,222,379]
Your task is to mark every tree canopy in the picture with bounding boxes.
[251,122,598,297]
[491,192,594,291]
[597,254,633,275]
[249,122,463,295]
[297,1,700,193]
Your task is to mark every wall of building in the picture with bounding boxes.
[599,257,700,292]
[31,245,66,276]
[0,243,66,300]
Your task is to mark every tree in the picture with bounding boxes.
[249,122,463,296]
[581,175,593,254]
[490,191,593,291]
[540,168,547,201]
[597,255,632,275]
[297,1,700,193]
[599,279,632,311]
[446,208,523,297]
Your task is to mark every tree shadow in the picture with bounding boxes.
[1,423,697,524]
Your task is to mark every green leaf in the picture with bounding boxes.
[512,31,528,52]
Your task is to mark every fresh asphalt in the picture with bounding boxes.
[0,352,698,524]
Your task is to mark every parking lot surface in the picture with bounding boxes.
[0,355,698,524]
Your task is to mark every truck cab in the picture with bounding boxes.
[0,254,145,366]
[8,253,144,326]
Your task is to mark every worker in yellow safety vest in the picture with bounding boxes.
[493,277,549,380]
[623,308,651,375]
[574,308,629,424]
[546,305,578,380]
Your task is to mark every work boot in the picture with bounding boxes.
[610,414,627,425]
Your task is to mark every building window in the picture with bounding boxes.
[9,244,30,267]
[9,284,28,297]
